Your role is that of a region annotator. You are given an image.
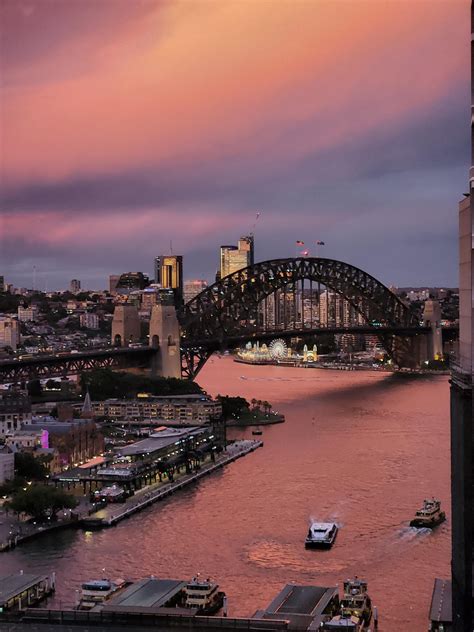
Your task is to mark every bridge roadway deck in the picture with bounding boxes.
[0,347,156,383]
[0,325,458,383]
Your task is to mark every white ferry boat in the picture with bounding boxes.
[305,522,338,549]
[410,498,446,528]
[322,578,376,630]
[183,576,225,615]
[77,579,127,610]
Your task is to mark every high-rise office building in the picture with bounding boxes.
[109,275,121,294]
[449,7,473,629]
[0,276,5,293]
[154,256,183,304]
[115,272,150,293]
[70,279,81,294]
[219,235,254,279]
[184,279,208,304]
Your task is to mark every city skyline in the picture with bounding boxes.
[1,1,469,289]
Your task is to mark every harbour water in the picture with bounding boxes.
[1,357,450,630]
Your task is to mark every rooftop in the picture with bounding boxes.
[429,578,452,623]
[118,427,207,457]
[0,574,50,606]
[103,578,185,610]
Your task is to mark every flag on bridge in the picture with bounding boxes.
[316,241,325,245]
[296,240,305,245]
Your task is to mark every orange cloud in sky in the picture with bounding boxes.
[2,0,466,185]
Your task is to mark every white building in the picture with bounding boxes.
[80,313,99,329]
[5,429,44,451]
[17,305,39,322]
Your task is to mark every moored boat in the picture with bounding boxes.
[305,522,338,549]
[252,427,263,435]
[77,578,128,610]
[409,498,446,528]
[183,575,225,615]
[322,577,376,630]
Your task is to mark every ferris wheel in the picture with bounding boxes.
[269,338,288,359]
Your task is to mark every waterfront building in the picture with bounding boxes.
[30,418,104,468]
[0,392,32,436]
[0,317,20,350]
[0,276,4,292]
[87,394,222,425]
[70,279,81,294]
[0,445,14,483]
[220,235,254,279]
[116,425,215,461]
[184,279,208,304]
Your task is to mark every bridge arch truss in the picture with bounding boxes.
[178,257,419,376]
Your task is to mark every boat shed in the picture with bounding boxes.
[0,573,55,611]
[428,578,452,631]
[253,584,339,630]
[100,578,186,613]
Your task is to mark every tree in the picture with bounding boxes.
[7,486,78,521]
[80,368,203,400]
[15,452,50,481]
[27,379,43,398]
[216,395,250,419]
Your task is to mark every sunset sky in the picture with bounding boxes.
[0,0,469,290]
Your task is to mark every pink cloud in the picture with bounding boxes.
[1,1,466,186]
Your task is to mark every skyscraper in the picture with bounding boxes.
[70,279,81,293]
[183,279,208,304]
[154,256,183,304]
[449,6,473,629]
[219,235,254,279]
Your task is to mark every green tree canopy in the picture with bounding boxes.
[80,368,203,400]
[15,452,51,481]
[7,486,78,521]
[216,395,250,419]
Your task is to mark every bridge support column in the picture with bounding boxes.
[392,334,429,369]
[149,301,181,378]
[111,306,140,347]
[422,299,443,360]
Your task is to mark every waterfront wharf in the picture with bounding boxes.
[82,440,263,529]
[0,573,56,611]
[0,608,289,631]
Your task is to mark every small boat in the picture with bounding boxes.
[183,575,225,615]
[305,522,338,549]
[252,427,263,435]
[76,578,127,610]
[322,577,376,630]
[409,498,446,528]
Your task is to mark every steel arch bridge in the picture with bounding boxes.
[178,257,421,377]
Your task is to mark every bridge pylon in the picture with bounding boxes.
[422,299,443,360]
[149,294,181,378]
[111,305,141,347]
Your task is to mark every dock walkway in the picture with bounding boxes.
[83,440,263,529]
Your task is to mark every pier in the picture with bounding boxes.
[82,440,263,529]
